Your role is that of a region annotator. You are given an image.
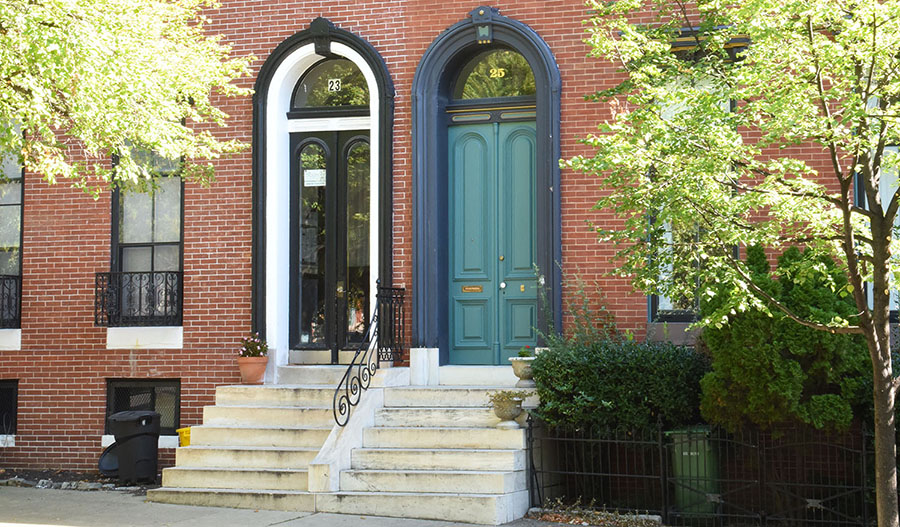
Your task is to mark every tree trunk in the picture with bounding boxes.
[871,319,899,527]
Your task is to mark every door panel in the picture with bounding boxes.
[290,130,370,357]
[449,120,536,364]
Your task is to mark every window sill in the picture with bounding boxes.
[106,327,183,350]
[0,434,14,447]
[0,328,21,350]
[101,434,179,449]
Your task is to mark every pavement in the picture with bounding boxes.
[0,486,545,527]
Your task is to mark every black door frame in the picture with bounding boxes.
[251,18,394,342]
[289,131,370,360]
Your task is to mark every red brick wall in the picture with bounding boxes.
[0,1,841,471]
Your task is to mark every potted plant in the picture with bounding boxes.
[508,345,536,388]
[489,390,526,429]
[237,332,269,384]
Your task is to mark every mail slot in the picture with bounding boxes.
[461,285,483,293]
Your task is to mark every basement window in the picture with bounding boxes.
[0,379,16,443]
[106,379,180,436]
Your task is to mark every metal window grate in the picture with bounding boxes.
[0,380,17,435]
[95,272,183,327]
[106,379,180,435]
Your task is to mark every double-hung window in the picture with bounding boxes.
[97,152,183,328]
[0,145,22,329]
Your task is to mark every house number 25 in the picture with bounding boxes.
[327,78,342,92]
[489,68,506,78]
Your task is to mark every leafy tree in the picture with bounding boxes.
[0,0,251,193]
[569,1,900,524]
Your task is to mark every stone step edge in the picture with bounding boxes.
[352,447,520,453]
[149,487,312,496]
[320,490,519,498]
[192,424,333,431]
[164,466,309,473]
[343,468,522,476]
[206,404,332,410]
[179,446,320,453]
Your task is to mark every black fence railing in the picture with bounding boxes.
[527,416,874,527]
[0,275,20,328]
[95,271,183,327]
[333,283,405,426]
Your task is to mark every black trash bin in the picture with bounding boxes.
[107,410,160,484]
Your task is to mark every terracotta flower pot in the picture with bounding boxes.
[508,356,536,388]
[237,356,268,384]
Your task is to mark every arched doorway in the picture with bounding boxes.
[252,19,394,371]
[412,7,561,365]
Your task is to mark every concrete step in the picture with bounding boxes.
[175,446,318,469]
[161,467,309,491]
[277,365,350,385]
[190,425,331,448]
[374,407,501,428]
[315,490,530,525]
[146,487,315,512]
[215,385,335,407]
[437,366,519,387]
[383,386,539,408]
[351,448,525,471]
[203,405,333,427]
[340,469,526,494]
[288,349,358,365]
[363,426,525,449]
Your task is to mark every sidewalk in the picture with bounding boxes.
[0,486,544,527]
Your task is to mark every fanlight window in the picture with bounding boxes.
[452,49,536,100]
[292,59,369,110]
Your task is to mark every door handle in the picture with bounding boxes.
[499,282,507,290]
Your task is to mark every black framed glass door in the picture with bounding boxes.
[290,130,371,359]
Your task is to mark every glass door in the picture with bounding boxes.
[290,131,371,360]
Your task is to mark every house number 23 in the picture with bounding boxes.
[327,78,342,92]
[489,68,506,78]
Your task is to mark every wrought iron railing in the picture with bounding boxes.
[527,416,874,527]
[333,283,405,426]
[0,275,20,328]
[95,271,183,327]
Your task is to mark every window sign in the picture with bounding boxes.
[304,169,327,187]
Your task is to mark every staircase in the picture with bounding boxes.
[316,385,531,524]
[148,367,533,525]
[146,365,347,511]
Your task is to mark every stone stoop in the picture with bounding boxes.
[147,369,342,511]
[315,385,533,525]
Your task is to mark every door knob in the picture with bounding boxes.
[500,282,507,290]
[499,255,505,261]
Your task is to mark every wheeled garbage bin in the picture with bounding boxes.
[666,426,719,517]
[107,410,160,484]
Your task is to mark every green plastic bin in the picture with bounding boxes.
[666,426,719,516]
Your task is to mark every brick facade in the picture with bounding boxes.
[0,1,836,471]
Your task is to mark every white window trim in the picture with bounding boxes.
[106,326,183,349]
[0,328,21,350]
[265,42,381,380]
[101,434,179,449]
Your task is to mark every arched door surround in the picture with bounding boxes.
[251,18,394,369]
[412,6,561,365]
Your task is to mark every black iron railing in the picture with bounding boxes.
[95,271,183,327]
[527,416,874,527]
[0,275,20,328]
[333,283,405,426]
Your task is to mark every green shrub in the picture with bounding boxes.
[699,246,870,432]
[532,339,710,429]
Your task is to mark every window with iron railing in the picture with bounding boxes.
[0,133,23,329]
[96,150,183,327]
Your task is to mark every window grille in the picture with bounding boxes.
[106,379,180,435]
[0,380,17,435]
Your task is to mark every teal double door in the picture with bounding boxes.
[448,120,538,364]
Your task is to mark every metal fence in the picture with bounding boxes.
[527,416,873,526]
